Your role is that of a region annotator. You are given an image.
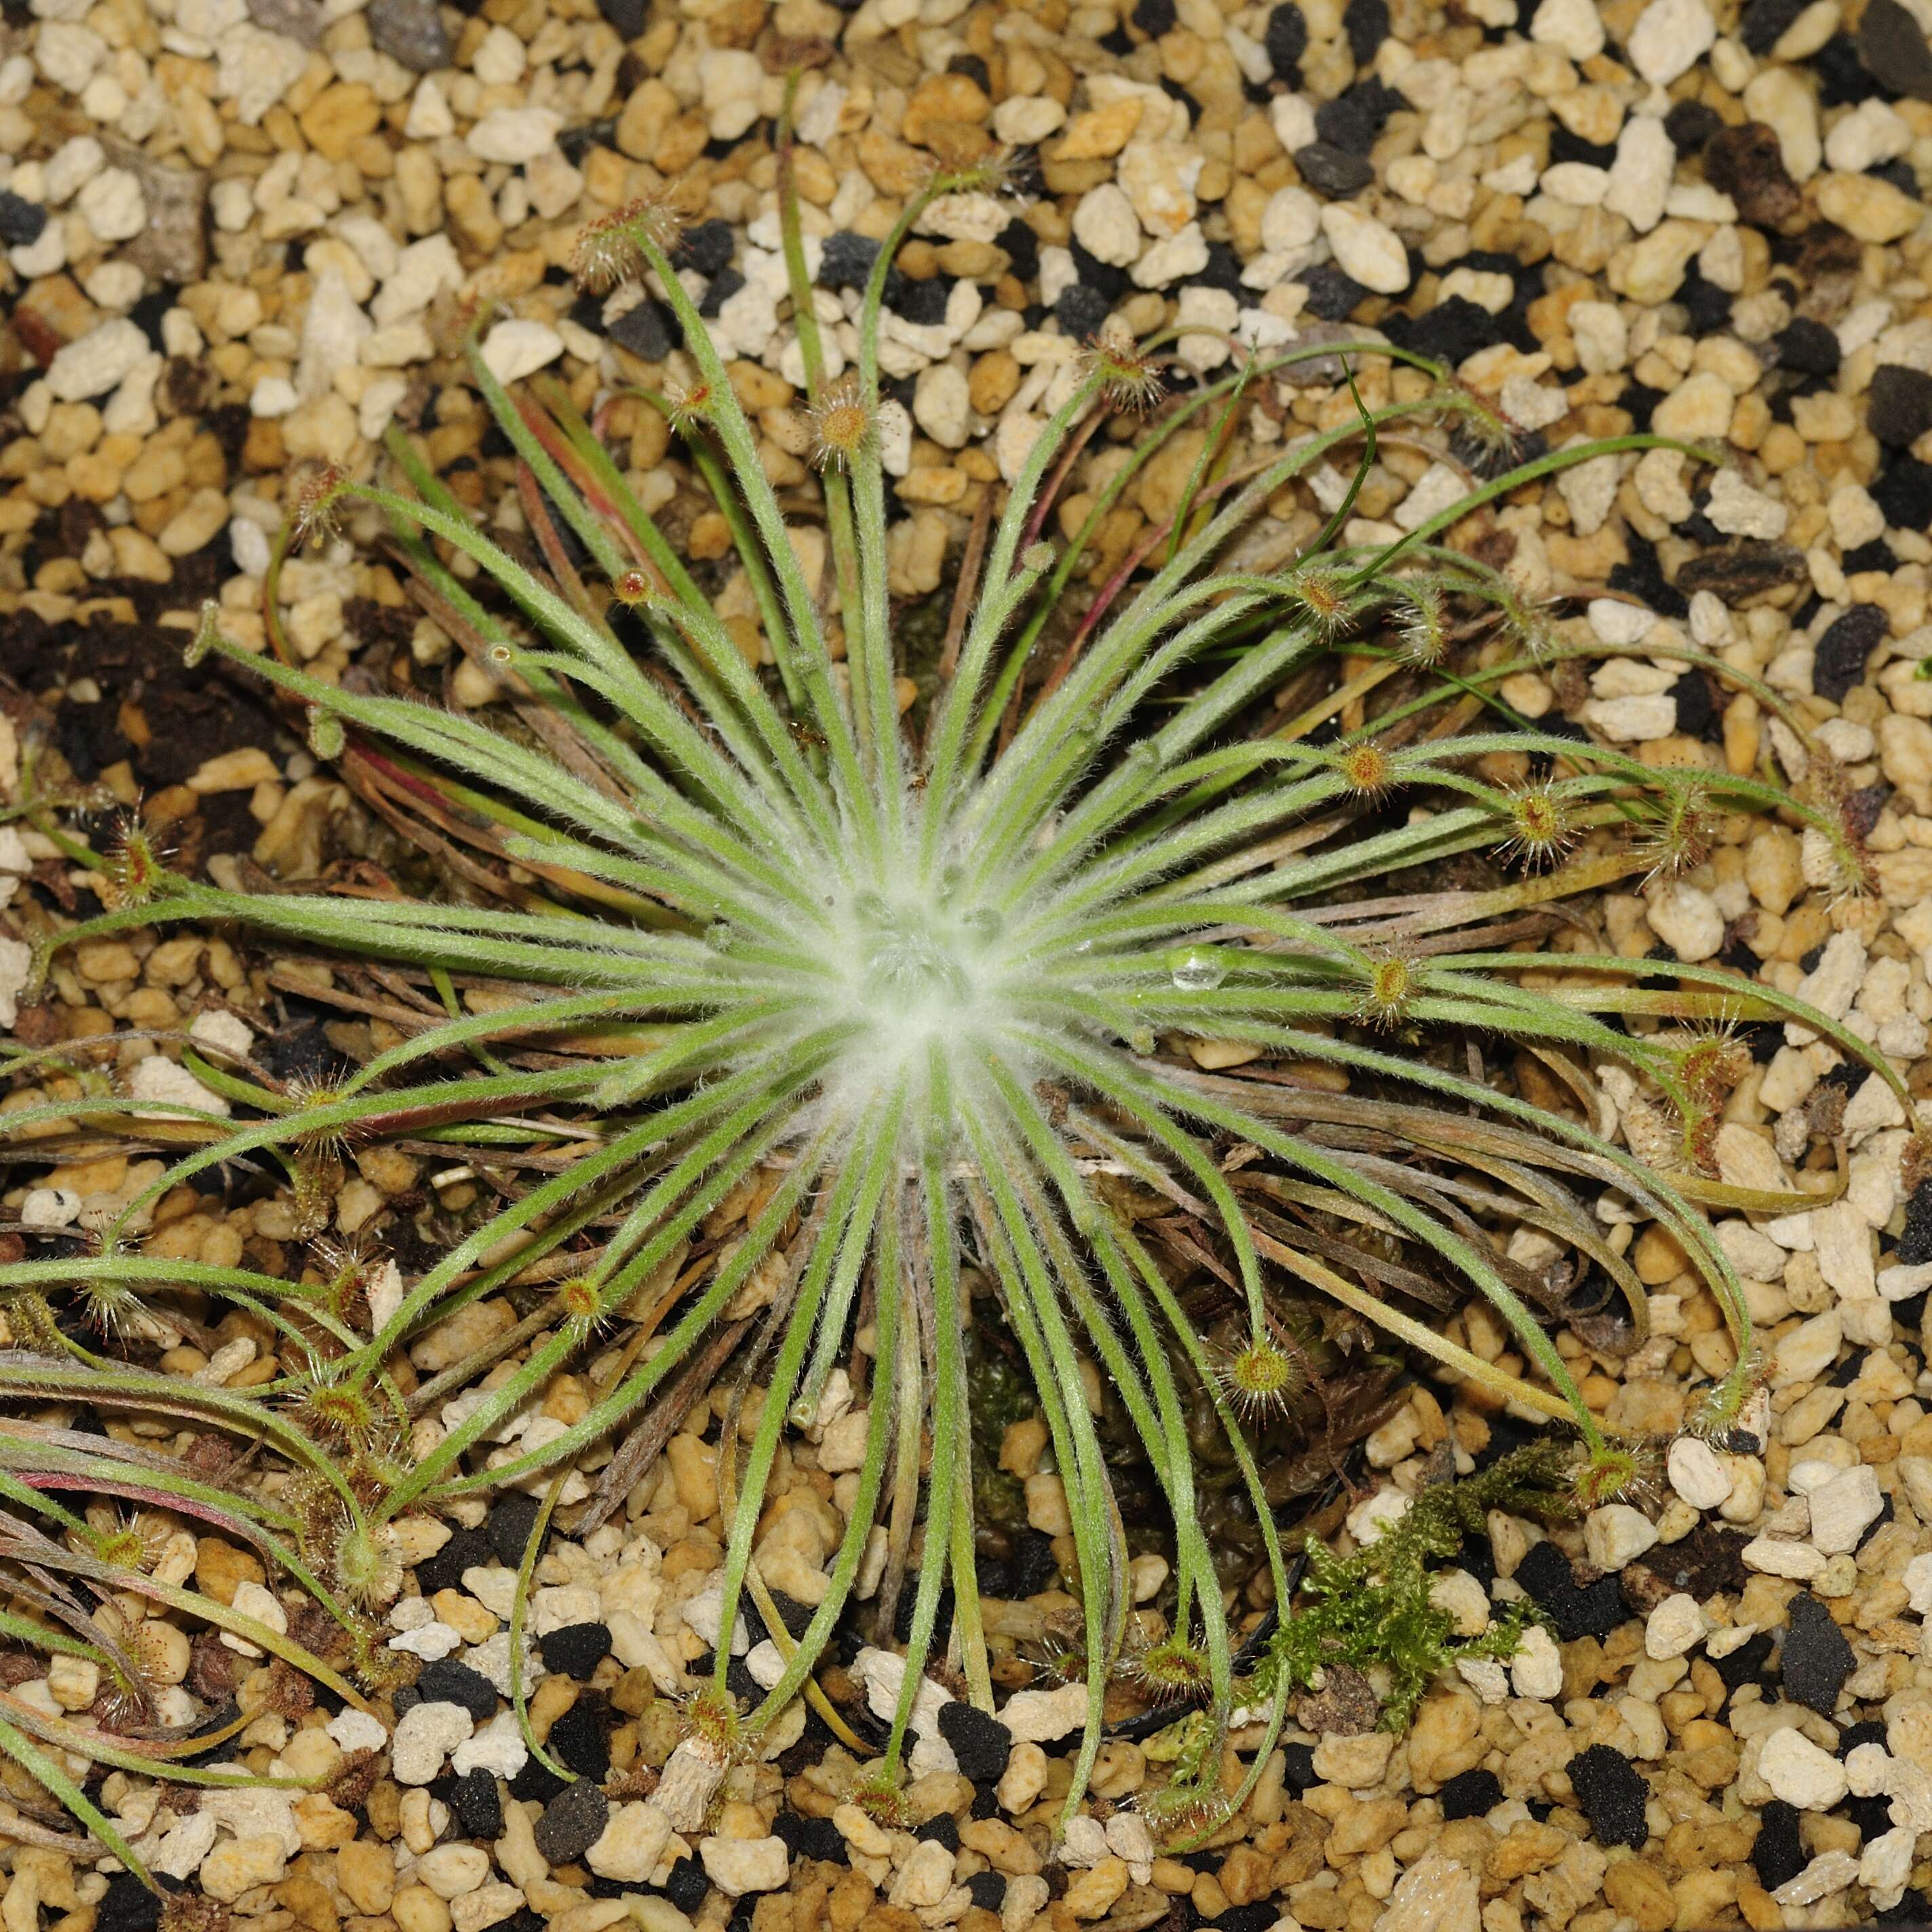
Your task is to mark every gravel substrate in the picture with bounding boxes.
[13,0,1932,1926]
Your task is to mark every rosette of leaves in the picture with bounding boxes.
[0,130,1906,1866]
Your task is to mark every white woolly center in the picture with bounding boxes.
[825,883,1012,1096]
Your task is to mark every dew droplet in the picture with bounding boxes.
[1168,949,1225,992]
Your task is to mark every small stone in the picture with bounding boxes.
[587,1802,673,1883]
[1509,1625,1563,1699]
[1706,469,1786,539]
[1807,1465,1880,1557]
[1645,882,1723,963]
[450,1711,526,1781]
[1651,370,1735,443]
[1780,1593,1855,1713]
[1759,1726,1848,1809]
[1584,1506,1661,1571]
[467,108,561,165]
[891,1839,956,1910]
[1667,1436,1733,1509]
[480,320,563,385]
[535,1781,610,1865]
[1628,0,1716,84]
[998,1680,1087,1741]
[1566,1744,1648,1849]
[1861,1826,1915,1914]
[1372,1853,1479,1932]
[1321,204,1408,294]
[1774,1850,1860,1908]
[1530,0,1604,58]
[1815,171,1923,243]
[1312,1731,1395,1786]
[1296,141,1373,197]
[45,318,148,402]
[368,0,449,71]
[698,1836,788,1897]
[1071,184,1140,267]
[1645,1593,1709,1659]
[391,1701,472,1784]
[1743,1535,1826,1579]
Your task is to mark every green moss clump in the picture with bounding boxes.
[1254,1440,1577,1731]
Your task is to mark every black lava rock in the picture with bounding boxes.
[967,1873,1007,1911]
[1315,80,1398,154]
[1342,0,1389,64]
[510,1758,568,1804]
[1567,1745,1648,1850]
[1294,140,1373,197]
[892,275,951,326]
[1514,1541,1627,1642]
[916,1813,961,1851]
[540,1623,613,1680]
[1406,295,1497,366]
[665,1860,710,1914]
[1439,1769,1503,1821]
[0,191,47,248]
[1875,453,1932,527]
[1861,0,1932,98]
[938,1701,1014,1783]
[1740,0,1808,52]
[416,1659,499,1723]
[676,219,735,276]
[1133,0,1177,34]
[535,1780,611,1864]
[97,1874,164,1932]
[697,269,746,320]
[1298,263,1372,321]
[1776,316,1841,379]
[453,1769,505,1839]
[1844,536,1897,572]
[1610,534,1690,620]
[594,0,646,33]
[547,1702,610,1779]
[1874,362,1932,446]
[1781,1593,1855,1715]
[1671,669,1718,739]
[1752,1799,1807,1891]
[1056,283,1113,339]
[1901,1180,1932,1266]
[415,1526,492,1597]
[609,299,675,362]
[774,1813,846,1862]
[1264,1,1308,76]
[490,1492,544,1568]
[1713,1627,1776,1695]
[1663,98,1722,155]
[1812,603,1889,702]
[1215,1907,1277,1932]
[1281,1743,1318,1790]
[819,231,883,290]
[1676,269,1733,336]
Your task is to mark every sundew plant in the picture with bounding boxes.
[0,141,1909,1865]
